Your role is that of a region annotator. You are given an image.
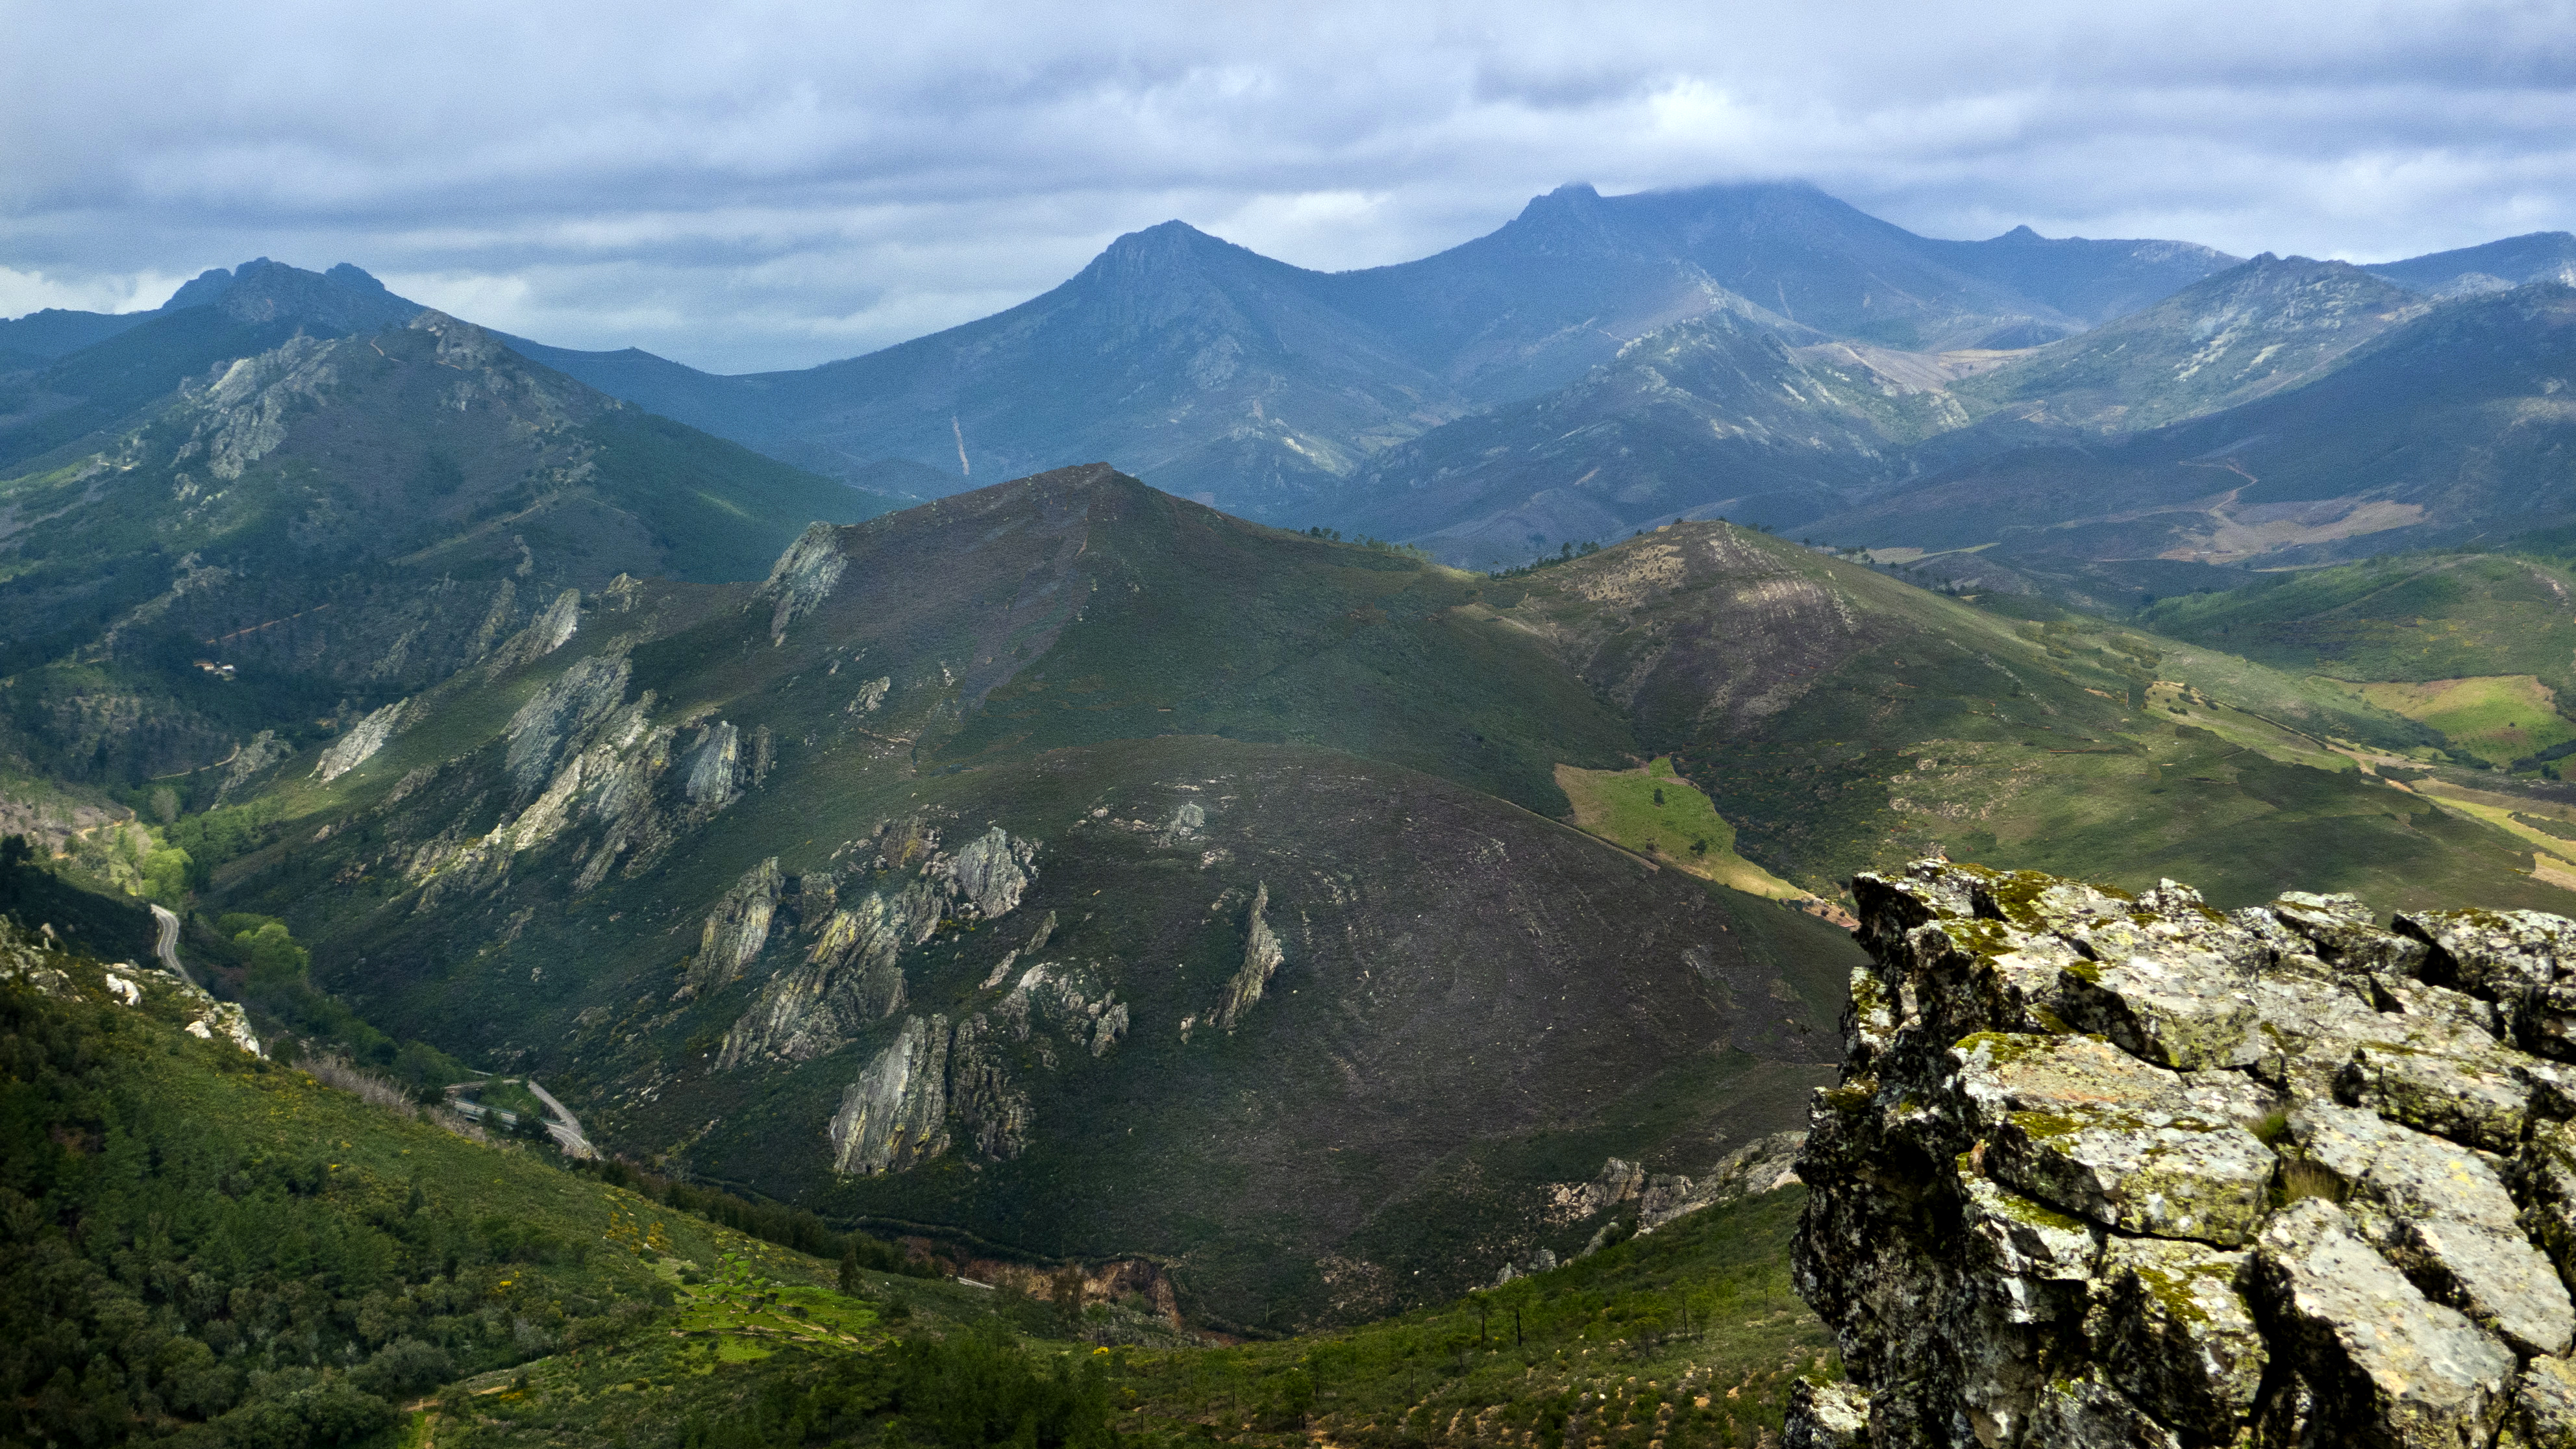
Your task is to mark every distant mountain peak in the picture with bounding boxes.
[1996,225,2042,242]
[157,256,418,333]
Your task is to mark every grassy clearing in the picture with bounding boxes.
[1556,758,1807,901]
[1115,1187,1831,1447]
[2350,675,2575,765]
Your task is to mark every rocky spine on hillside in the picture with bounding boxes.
[1787,860,2576,1449]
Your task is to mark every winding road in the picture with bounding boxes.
[521,1079,595,1158]
[147,904,199,987]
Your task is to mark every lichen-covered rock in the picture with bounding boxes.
[1956,1035,2272,1246]
[2336,1006,2562,1153]
[2518,1354,2576,1447]
[2261,890,2431,979]
[2022,1366,2180,1449]
[1789,860,2576,1449]
[2086,1237,2264,1441]
[2401,907,2576,1064]
[1957,1171,2099,1326]
[1784,1379,1871,1449]
[2255,1198,2514,1448]
[2523,1120,2576,1288]
[2292,1103,2573,1356]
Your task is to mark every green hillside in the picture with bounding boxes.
[1495,522,2573,913]
[1,893,1831,1449]
[134,467,1854,1330]
[0,304,890,793]
[2139,550,2576,696]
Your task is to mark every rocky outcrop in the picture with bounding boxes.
[828,1015,950,1174]
[1637,1131,1807,1235]
[483,588,582,676]
[1214,882,1284,1029]
[407,650,769,904]
[312,699,409,783]
[717,882,937,1066]
[758,522,848,645]
[683,721,743,808]
[719,824,1039,1069]
[938,826,1036,919]
[502,654,632,798]
[804,845,1130,1175]
[0,922,260,1056]
[689,858,782,995]
[1787,861,2576,1449]
[947,1013,1034,1159]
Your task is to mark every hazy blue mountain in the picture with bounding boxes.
[0,306,151,364]
[2369,231,2576,297]
[513,182,2237,525]
[1331,309,1970,565]
[1805,282,2576,576]
[1344,254,2438,566]
[0,258,415,377]
[0,259,432,472]
[1319,182,2236,382]
[1912,224,2248,332]
[1945,254,2428,433]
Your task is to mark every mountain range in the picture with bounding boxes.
[495,182,2240,526]
[14,185,2576,1337]
[24,184,2576,580]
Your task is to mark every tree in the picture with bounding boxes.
[141,845,193,906]
[838,1243,860,1295]
[236,921,310,991]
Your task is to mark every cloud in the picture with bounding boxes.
[5,0,2574,370]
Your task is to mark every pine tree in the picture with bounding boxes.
[837,1242,859,1295]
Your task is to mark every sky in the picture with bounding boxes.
[5,0,2575,373]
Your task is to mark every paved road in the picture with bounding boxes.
[147,905,199,988]
[445,1078,595,1158]
[521,1079,595,1158]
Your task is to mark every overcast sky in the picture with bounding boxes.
[5,0,2573,372]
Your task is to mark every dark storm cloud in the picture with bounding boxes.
[5,0,2573,370]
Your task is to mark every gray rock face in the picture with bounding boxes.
[940,826,1034,919]
[2403,908,2576,1064]
[312,698,410,784]
[1214,882,1284,1028]
[758,522,848,646]
[828,1015,949,1174]
[1790,861,2576,1449]
[690,858,782,995]
[719,823,1040,1070]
